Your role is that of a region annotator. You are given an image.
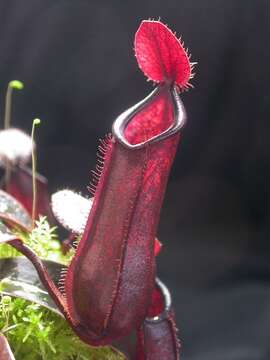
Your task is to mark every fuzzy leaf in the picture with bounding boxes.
[51,190,92,234]
[135,20,192,89]
[0,129,33,166]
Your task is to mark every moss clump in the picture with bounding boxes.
[1,216,74,264]
[0,296,122,360]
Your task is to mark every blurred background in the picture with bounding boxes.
[0,1,269,359]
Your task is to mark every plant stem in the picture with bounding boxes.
[3,80,24,189]
[4,85,13,130]
[31,119,41,226]
[4,85,13,188]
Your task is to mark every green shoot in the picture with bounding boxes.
[4,80,24,130]
[31,118,41,226]
[3,80,24,188]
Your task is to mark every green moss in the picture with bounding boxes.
[11,216,75,265]
[0,296,122,360]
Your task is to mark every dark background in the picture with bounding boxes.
[0,1,270,359]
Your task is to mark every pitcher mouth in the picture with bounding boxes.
[112,84,186,150]
[145,278,172,324]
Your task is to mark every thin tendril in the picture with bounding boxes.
[3,80,24,188]
[31,118,41,226]
[4,85,12,130]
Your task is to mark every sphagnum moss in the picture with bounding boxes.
[0,296,123,360]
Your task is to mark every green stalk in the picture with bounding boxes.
[31,118,41,226]
[3,80,24,188]
[4,80,24,130]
